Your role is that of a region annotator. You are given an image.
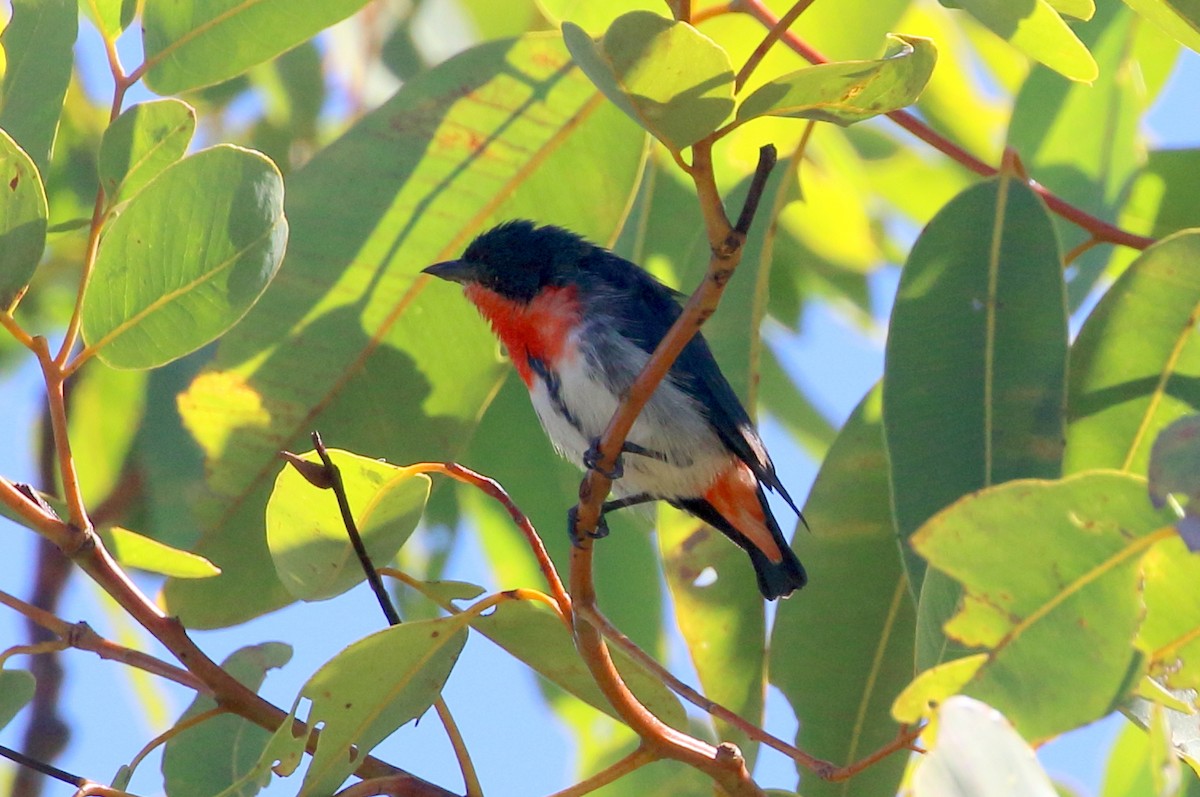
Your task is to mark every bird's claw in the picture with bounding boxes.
[583,438,623,480]
[567,506,610,547]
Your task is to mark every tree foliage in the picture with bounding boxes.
[2,1,1200,796]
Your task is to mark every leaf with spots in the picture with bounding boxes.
[909,471,1174,740]
[735,35,937,127]
[0,128,48,311]
[288,617,468,797]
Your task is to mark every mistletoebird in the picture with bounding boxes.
[424,220,807,600]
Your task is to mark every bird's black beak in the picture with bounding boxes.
[422,259,476,284]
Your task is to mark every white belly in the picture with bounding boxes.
[528,335,727,499]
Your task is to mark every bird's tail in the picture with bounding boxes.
[674,471,807,600]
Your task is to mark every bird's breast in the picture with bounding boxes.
[463,282,582,387]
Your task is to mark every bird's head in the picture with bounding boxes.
[423,220,592,303]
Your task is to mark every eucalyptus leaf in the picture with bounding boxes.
[0,128,48,311]
[736,35,936,127]
[81,145,287,370]
[562,11,734,150]
[141,0,372,93]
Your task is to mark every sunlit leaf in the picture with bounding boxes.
[99,526,221,578]
[0,128,48,310]
[67,362,147,506]
[914,472,1172,740]
[948,0,1099,81]
[562,11,735,150]
[1139,537,1200,694]
[141,0,372,93]
[162,643,293,797]
[912,696,1059,797]
[266,450,430,602]
[290,618,468,796]
[81,145,287,370]
[1120,149,1200,242]
[0,0,75,174]
[82,0,138,41]
[1066,232,1200,476]
[537,0,661,33]
[892,654,988,724]
[736,35,936,126]
[98,99,196,207]
[1122,0,1200,53]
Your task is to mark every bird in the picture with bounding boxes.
[423,220,807,600]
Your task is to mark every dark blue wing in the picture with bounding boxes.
[580,249,800,515]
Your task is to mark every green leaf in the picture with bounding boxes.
[537,0,662,33]
[265,450,431,602]
[883,176,1067,644]
[1065,232,1200,476]
[658,506,765,763]
[1120,150,1200,240]
[1048,0,1097,19]
[1101,717,1173,797]
[1124,691,1200,781]
[82,0,139,40]
[0,127,48,310]
[913,472,1171,740]
[81,145,287,370]
[1138,537,1200,695]
[950,0,1099,81]
[99,526,221,578]
[67,361,147,506]
[1122,0,1200,53]
[735,35,936,126]
[164,33,644,628]
[0,669,35,730]
[98,99,196,207]
[562,11,734,150]
[291,617,468,797]
[141,0,372,94]
[162,643,293,797]
[772,386,916,797]
[0,0,75,175]
[892,654,988,724]
[912,696,1059,797]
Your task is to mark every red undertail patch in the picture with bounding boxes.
[704,462,783,563]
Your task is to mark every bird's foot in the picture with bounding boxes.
[583,438,624,480]
[567,506,610,547]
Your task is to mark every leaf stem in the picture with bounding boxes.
[545,745,658,797]
[734,0,818,92]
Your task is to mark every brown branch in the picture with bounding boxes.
[737,0,1156,252]
[734,0,818,92]
[563,144,779,797]
[546,745,658,797]
[576,603,836,777]
[0,589,206,692]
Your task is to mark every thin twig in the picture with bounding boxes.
[0,589,207,692]
[576,603,835,777]
[545,745,658,797]
[734,0,818,92]
[302,435,483,797]
[0,744,84,788]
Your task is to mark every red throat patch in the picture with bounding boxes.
[463,283,582,385]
